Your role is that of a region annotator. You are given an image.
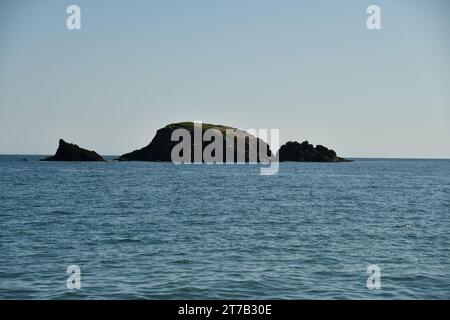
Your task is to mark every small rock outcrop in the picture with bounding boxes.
[278,141,350,162]
[42,139,105,162]
[118,122,271,162]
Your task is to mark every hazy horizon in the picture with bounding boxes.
[1,0,449,158]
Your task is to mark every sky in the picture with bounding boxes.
[0,0,449,158]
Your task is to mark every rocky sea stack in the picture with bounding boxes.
[118,122,271,162]
[278,141,350,162]
[42,139,105,162]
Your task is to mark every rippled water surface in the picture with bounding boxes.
[1,156,449,299]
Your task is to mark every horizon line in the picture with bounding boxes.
[1,154,450,161]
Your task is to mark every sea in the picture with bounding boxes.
[0,155,449,299]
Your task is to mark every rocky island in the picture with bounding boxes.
[42,139,105,161]
[41,123,349,163]
[118,122,271,162]
[278,141,350,162]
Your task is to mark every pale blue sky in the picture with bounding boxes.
[0,0,449,157]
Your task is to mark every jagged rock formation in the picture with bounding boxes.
[118,122,271,162]
[278,141,350,162]
[42,139,105,161]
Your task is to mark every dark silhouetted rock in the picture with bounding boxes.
[278,140,350,162]
[42,139,105,162]
[118,122,272,162]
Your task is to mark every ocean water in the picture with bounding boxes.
[0,155,449,300]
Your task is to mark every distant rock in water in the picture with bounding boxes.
[43,139,105,162]
[278,141,350,162]
[118,122,271,162]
